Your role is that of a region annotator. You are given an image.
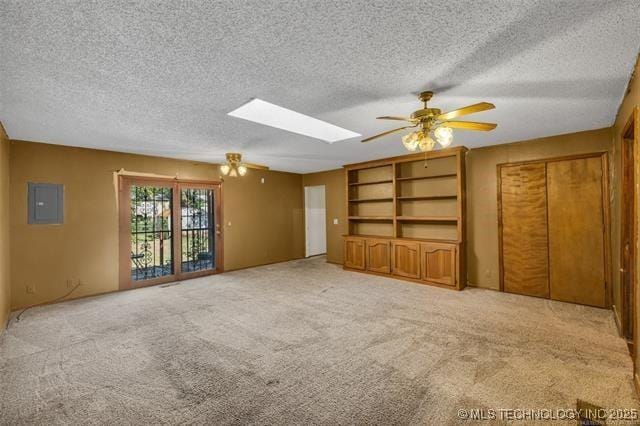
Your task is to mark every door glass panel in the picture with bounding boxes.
[181,188,215,273]
[130,185,174,281]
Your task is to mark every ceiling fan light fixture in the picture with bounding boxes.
[434,126,453,147]
[361,90,496,151]
[220,164,231,175]
[402,132,420,151]
[237,165,248,176]
[418,134,436,152]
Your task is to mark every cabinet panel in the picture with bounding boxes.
[420,243,456,286]
[391,241,420,279]
[366,239,391,273]
[344,238,365,270]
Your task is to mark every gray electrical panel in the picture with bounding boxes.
[28,183,64,225]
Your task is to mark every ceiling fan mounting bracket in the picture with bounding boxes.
[411,108,441,120]
[226,152,242,163]
[419,91,433,103]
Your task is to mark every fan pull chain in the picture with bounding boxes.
[423,152,428,168]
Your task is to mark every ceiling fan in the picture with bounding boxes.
[220,153,269,177]
[362,91,497,152]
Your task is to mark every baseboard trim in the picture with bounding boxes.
[0,313,7,339]
[464,282,501,291]
[10,287,122,313]
[224,257,306,273]
[612,304,623,336]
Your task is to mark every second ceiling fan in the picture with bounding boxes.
[220,152,269,177]
[363,91,497,152]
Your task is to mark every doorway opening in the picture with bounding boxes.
[305,185,327,257]
[118,176,223,290]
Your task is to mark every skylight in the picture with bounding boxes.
[227,98,361,143]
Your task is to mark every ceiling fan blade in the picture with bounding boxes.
[361,125,417,143]
[442,121,497,131]
[243,162,269,170]
[437,102,495,121]
[376,116,418,122]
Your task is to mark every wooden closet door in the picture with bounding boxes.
[499,163,550,297]
[547,157,606,307]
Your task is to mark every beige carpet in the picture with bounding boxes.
[0,256,637,424]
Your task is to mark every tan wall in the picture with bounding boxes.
[302,169,346,264]
[466,127,614,290]
[0,124,10,329]
[310,130,615,280]
[9,141,304,309]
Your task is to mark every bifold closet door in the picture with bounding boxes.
[546,157,606,307]
[499,163,550,297]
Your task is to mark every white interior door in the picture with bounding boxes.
[305,185,327,257]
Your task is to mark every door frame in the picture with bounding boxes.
[304,184,327,257]
[620,107,640,389]
[620,111,637,343]
[118,176,223,290]
[497,152,612,307]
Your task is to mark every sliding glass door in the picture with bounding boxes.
[119,177,222,289]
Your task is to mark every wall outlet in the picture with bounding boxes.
[260,178,265,184]
[227,221,232,227]
[26,284,36,294]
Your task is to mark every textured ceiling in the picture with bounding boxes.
[1,1,640,173]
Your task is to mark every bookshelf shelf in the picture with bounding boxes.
[396,195,457,201]
[396,216,458,222]
[396,173,457,182]
[348,216,393,221]
[348,198,394,203]
[348,179,393,186]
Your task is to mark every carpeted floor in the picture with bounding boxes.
[0,256,637,424]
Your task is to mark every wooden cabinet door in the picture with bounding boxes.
[366,239,391,273]
[420,243,456,286]
[391,241,420,279]
[547,157,606,307]
[499,163,550,298]
[344,238,365,270]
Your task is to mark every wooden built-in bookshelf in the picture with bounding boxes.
[343,146,467,290]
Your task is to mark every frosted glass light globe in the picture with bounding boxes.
[434,126,453,147]
[418,135,436,152]
[402,132,420,151]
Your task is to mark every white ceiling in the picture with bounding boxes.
[1,1,639,173]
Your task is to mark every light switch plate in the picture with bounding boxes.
[333,218,339,225]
